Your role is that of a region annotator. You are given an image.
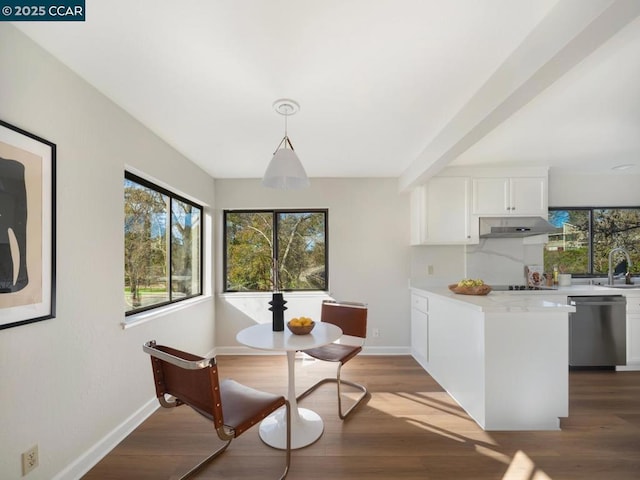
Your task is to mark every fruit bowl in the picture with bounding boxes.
[448,283,492,296]
[287,318,315,335]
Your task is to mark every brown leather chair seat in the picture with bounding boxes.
[143,341,291,479]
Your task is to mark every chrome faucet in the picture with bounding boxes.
[608,247,632,286]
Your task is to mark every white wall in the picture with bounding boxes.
[409,244,466,286]
[549,171,640,206]
[0,25,215,479]
[213,178,411,353]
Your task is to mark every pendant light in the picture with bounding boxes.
[262,99,310,189]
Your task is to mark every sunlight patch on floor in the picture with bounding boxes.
[475,444,512,464]
[404,419,466,442]
[368,392,461,415]
[362,391,499,448]
[500,450,552,480]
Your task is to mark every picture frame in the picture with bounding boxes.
[0,119,56,329]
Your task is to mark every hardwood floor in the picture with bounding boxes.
[83,355,640,480]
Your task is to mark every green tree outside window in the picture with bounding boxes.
[125,173,202,314]
[545,208,640,276]
[224,210,327,292]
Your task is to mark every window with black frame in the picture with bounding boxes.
[224,209,328,292]
[545,207,640,276]
[124,172,203,314]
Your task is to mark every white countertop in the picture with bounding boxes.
[411,281,640,313]
[413,286,575,313]
[490,284,639,295]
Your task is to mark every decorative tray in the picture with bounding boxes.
[448,284,492,296]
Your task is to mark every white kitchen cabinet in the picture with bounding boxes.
[410,291,429,368]
[624,293,640,368]
[472,176,547,216]
[413,287,569,430]
[410,176,478,245]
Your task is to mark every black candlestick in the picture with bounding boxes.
[269,292,287,331]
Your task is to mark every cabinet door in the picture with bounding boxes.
[411,308,429,365]
[473,176,547,216]
[472,177,509,215]
[510,177,547,215]
[628,315,640,365]
[424,177,476,244]
[626,295,640,366]
[411,293,429,366]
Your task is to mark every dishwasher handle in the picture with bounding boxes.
[570,300,626,307]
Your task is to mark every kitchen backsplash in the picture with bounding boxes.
[466,237,545,285]
[410,236,545,286]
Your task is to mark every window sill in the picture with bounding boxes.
[122,295,213,329]
[218,291,330,299]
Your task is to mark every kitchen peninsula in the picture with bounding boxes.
[410,285,575,431]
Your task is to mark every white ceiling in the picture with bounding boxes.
[13,0,640,188]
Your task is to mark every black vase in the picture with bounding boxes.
[269,292,288,331]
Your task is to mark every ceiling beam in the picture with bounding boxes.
[398,0,640,192]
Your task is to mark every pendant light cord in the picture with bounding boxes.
[284,106,288,136]
[271,100,297,152]
[282,103,293,150]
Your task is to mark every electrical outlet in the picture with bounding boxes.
[22,445,38,476]
[373,328,380,337]
[427,265,434,275]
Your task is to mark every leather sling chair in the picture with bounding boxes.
[143,340,291,480]
[296,300,369,419]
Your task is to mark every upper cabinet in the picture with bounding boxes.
[410,167,549,246]
[410,176,477,245]
[472,176,548,216]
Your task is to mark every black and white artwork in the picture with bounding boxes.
[0,120,56,329]
[1,157,28,293]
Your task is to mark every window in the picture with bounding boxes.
[545,207,640,276]
[124,172,203,315]
[224,210,328,292]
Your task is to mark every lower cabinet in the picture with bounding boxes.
[625,294,640,368]
[410,291,429,367]
[413,288,569,430]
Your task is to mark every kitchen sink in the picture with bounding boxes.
[602,284,640,289]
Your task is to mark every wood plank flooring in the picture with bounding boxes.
[82,355,640,480]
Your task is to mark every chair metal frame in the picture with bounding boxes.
[296,300,368,419]
[143,340,291,480]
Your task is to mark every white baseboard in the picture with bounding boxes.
[52,397,159,480]
[361,346,411,355]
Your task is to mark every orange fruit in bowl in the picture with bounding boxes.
[287,317,315,334]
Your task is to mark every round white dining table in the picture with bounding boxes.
[236,322,342,449]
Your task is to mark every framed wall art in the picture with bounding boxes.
[0,119,56,330]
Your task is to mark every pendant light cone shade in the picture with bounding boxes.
[262,98,310,189]
[262,142,310,189]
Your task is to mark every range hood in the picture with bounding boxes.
[479,216,557,238]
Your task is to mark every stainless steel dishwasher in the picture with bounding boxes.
[568,295,626,367]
